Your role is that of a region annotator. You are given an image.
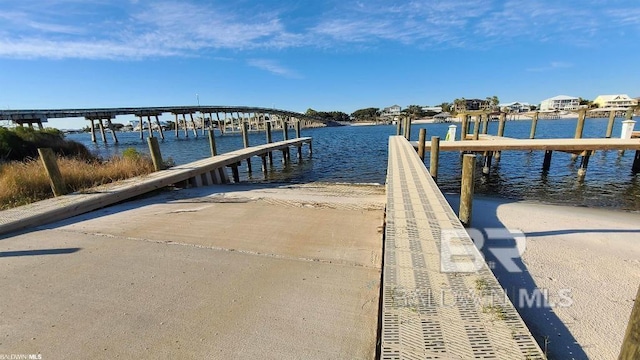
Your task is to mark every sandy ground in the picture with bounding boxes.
[446,194,640,360]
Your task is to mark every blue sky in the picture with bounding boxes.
[1,0,639,128]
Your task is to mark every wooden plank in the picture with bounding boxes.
[0,138,312,236]
[412,138,640,152]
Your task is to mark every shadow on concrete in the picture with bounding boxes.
[0,248,81,257]
[445,193,589,360]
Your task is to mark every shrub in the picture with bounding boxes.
[0,126,93,161]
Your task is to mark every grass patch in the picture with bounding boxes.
[0,154,154,209]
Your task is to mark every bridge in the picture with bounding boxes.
[0,105,337,142]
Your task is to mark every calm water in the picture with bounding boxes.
[67,118,640,211]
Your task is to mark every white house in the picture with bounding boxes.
[499,102,531,113]
[422,106,443,113]
[592,94,638,109]
[540,95,580,111]
[381,105,402,117]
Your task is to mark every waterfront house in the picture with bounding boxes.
[499,102,531,113]
[592,94,638,109]
[540,95,580,111]
[381,105,402,118]
[452,99,491,112]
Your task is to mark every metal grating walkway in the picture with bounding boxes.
[381,136,544,359]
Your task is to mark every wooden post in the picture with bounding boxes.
[189,113,198,137]
[606,110,616,138]
[38,148,67,196]
[430,136,440,182]
[208,129,217,157]
[472,115,480,140]
[97,119,107,143]
[396,118,402,136]
[619,285,640,359]
[107,119,118,143]
[89,119,96,143]
[417,128,427,161]
[481,113,488,134]
[577,151,591,182]
[572,109,588,160]
[295,119,301,138]
[575,109,587,139]
[215,113,223,135]
[459,154,476,227]
[230,163,240,183]
[261,155,268,175]
[461,114,468,141]
[529,111,539,139]
[497,113,506,137]
[404,117,412,140]
[282,149,289,165]
[241,122,251,173]
[266,122,273,165]
[174,113,179,137]
[147,136,164,171]
[633,151,640,174]
[542,150,553,172]
[155,115,165,140]
[282,119,289,140]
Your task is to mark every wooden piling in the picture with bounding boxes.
[575,109,587,139]
[155,115,165,140]
[577,151,591,182]
[417,128,427,161]
[633,151,640,174]
[261,155,268,175]
[207,129,217,157]
[481,113,488,135]
[396,118,402,136]
[215,113,223,135]
[542,150,553,172]
[38,148,67,196]
[89,119,97,143]
[241,122,251,172]
[461,114,468,141]
[147,116,153,138]
[282,119,289,140]
[530,111,539,139]
[266,122,273,165]
[404,117,412,140]
[618,285,640,359]
[430,136,440,182]
[472,116,480,140]
[230,163,240,183]
[606,110,616,138]
[497,113,506,137]
[459,154,476,227]
[147,136,164,171]
[295,119,301,138]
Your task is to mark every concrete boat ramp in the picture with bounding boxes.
[0,183,385,359]
[0,137,545,359]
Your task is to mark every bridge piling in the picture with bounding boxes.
[189,113,198,138]
[89,119,96,143]
[181,114,188,137]
[97,119,107,143]
[155,115,165,140]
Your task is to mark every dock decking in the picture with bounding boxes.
[382,136,544,359]
[0,137,311,236]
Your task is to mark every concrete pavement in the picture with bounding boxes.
[0,183,384,359]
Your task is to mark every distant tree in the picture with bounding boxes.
[530,105,538,111]
[351,107,379,121]
[405,105,425,119]
[453,98,467,112]
[491,96,499,110]
[440,102,451,112]
[579,97,591,106]
[306,108,350,122]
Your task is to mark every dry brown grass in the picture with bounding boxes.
[0,155,154,209]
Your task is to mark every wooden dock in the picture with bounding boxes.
[0,137,311,236]
[412,137,640,152]
[381,136,544,359]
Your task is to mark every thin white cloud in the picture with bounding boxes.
[0,0,638,59]
[247,59,301,79]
